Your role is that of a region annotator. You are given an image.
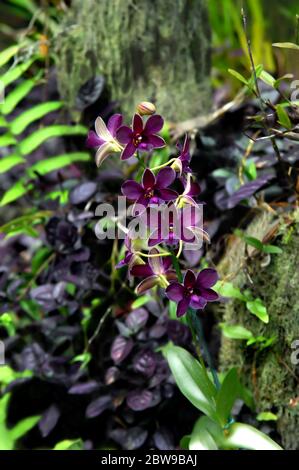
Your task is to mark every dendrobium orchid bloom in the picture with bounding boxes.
[87,113,123,167]
[166,269,219,317]
[131,249,176,294]
[147,203,209,248]
[171,135,192,175]
[116,113,166,160]
[121,168,178,209]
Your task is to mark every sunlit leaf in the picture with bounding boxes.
[27,152,90,177]
[0,180,28,206]
[0,76,39,115]
[225,422,282,450]
[0,155,25,174]
[19,125,87,155]
[273,42,299,51]
[246,298,269,323]
[257,411,278,422]
[0,58,36,87]
[220,323,253,341]
[10,101,63,135]
[162,343,217,420]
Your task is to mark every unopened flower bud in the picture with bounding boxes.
[136,101,156,116]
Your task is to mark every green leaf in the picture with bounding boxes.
[216,368,240,426]
[273,42,299,51]
[0,45,20,68]
[0,211,52,236]
[9,415,40,441]
[0,180,28,206]
[225,422,282,450]
[28,152,90,177]
[0,58,36,87]
[19,125,87,155]
[54,439,84,450]
[257,411,278,422]
[259,70,276,88]
[262,244,283,254]
[0,133,17,147]
[244,160,257,180]
[0,76,38,115]
[10,101,64,135]
[0,155,25,174]
[220,323,253,341]
[0,313,16,336]
[276,104,292,130]
[228,69,248,85]
[211,168,234,178]
[162,343,217,420]
[189,417,218,450]
[246,298,269,323]
[131,295,151,309]
[214,281,246,301]
[243,235,264,251]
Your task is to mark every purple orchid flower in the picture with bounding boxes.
[116,113,166,160]
[147,203,209,247]
[130,249,176,294]
[172,135,192,175]
[86,114,123,167]
[165,269,219,317]
[121,168,178,209]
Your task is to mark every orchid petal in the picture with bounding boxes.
[133,113,144,134]
[190,295,207,310]
[136,275,159,294]
[146,134,166,148]
[131,263,153,277]
[156,188,178,201]
[144,115,164,134]
[196,268,218,289]
[200,288,219,301]
[95,142,114,167]
[155,167,176,189]
[184,270,196,288]
[86,130,104,148]
[107,113,123,136]
[142,169,155,189]
[121,141,136,160]
[177,298,190,317]
[116,126,133,144]
[95,116,113,142]
[121,180,143,200]
[166,282,185,302]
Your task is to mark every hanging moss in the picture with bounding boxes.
[218,210,299,449]
[54,0,211,119]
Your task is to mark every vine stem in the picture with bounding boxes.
[170,251,220,390]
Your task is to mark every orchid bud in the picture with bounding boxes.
[136,101,156,116]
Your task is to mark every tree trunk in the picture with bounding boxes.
[217,210,299,450]
[55,0,211,120]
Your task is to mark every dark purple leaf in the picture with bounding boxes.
[70,182,97,205]
[110,336,133,364]
[86,395,112,418]
[39,404,60,437]
[104,367,120,385]
[126,389,153,411]
[153,427,174,450]
[125,308,149,333]
[133,349,157,377]
[109,426,148,450]
[68,381,99,394]
[227,173,275,208]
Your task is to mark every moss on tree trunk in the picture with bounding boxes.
[55,0,211,120]
[218,210,299,449]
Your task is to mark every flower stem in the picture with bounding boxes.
[170,249,220,390]
[188,308,221,390]
[151,158,177,171]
